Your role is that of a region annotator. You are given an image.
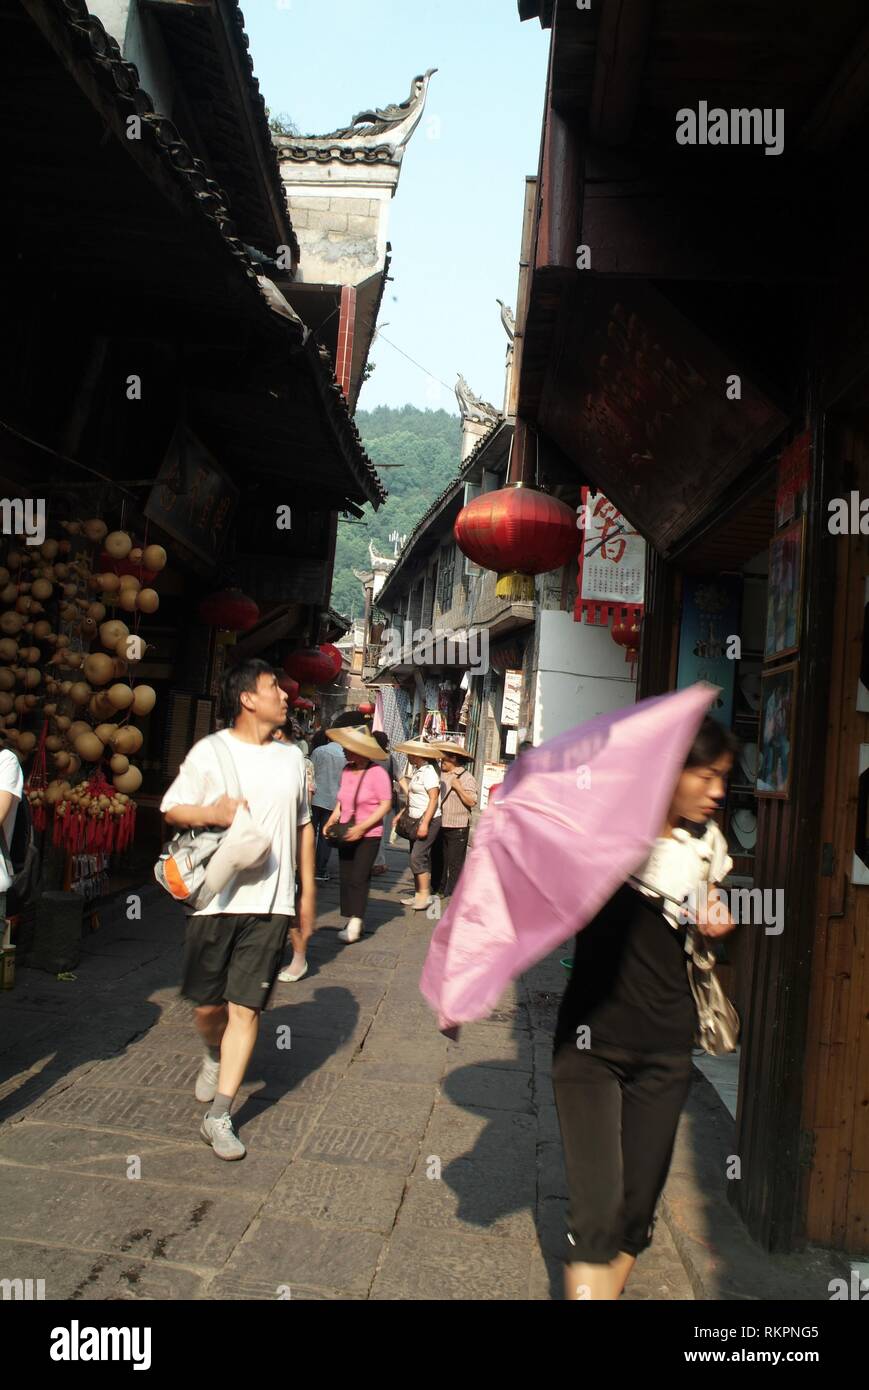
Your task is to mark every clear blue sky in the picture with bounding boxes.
[243,0,549,414]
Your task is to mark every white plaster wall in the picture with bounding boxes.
[87,0,176,119]
[532,608,636,744]
[284,186,390,285]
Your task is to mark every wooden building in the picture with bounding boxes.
[0,0,385,859]
[516,0,869,1255]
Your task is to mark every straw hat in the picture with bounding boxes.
[430,741,473,761]
[326,724,389,761]
[393,739,443,760]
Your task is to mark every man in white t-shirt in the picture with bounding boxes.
[0,747,23,906]
[161,659,315,1160]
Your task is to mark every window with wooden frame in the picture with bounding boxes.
[437,543,456,613]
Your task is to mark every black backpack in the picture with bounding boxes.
[3,793,41,916]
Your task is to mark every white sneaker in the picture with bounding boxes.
[337,921,363,944]
[278,960,308,983]
[200,1112,246,1161]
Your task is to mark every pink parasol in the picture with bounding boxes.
[419,683,717,1033]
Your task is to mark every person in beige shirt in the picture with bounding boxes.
[431,742,477,899]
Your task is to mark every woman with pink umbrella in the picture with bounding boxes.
[420,685,740,1301]
[552,715,738,1300]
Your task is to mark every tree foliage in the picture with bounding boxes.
[330,405,462,619]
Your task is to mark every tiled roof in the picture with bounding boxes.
[274,70,436,166]
[146,0,300,261]
[45,0,384,508]
[230,4,299,258]
[56,0,281,300]
[307,343,388,507]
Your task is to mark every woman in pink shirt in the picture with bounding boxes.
[322,725,392,944]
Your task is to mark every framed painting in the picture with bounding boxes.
[764,517,805,661]
[756,661,798,800]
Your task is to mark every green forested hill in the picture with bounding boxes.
[330,405,462,619]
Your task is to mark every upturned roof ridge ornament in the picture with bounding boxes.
[276,70,437,163]
[455,373,501,426]
[497,299,516,341]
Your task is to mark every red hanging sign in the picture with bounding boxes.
[575,489,646,626]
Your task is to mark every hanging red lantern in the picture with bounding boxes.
[611,615,642,666]
[292,696,315,711]
[277,674,300,701]
[454,482,579,601]
[319,643,344,679]
[284,646,340,685]
[198,589,260,632]
[358,701,375,717]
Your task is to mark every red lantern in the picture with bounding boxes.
[320,643,343,679]
[278,674,300,701]
[358,701,375,717]
[284,646,340,685]
[454,483,578,601]
[198,589,259,632]
[611,616,642,666]
[292,696,315,711]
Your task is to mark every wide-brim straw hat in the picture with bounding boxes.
[430,741,473,760]
[326,725,389,761]
[393,739,443,760]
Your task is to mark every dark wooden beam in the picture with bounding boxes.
[800,16,869,151]
[589,0,654,146]
[538,87,582,271]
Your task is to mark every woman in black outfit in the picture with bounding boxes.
[552,716,739,1301]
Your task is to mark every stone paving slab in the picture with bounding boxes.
[298,1120,421,1174]
[0,1164,260,1265]
[219,1216,385,1297]
[268,1159,407,1232]
[0,1238,207,1301]
[206,1273,365,1300]
[398,1152,538,1242]
[441,1062,534,1114]
[316,1077,436,1136]
[0,1120,289,1192]
[370,1225,532,1301]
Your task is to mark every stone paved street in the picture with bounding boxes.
[1,846,837,1302]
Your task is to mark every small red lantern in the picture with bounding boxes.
[284,646,340,685]
[611,615,642,668]
[292,696,315,711]
[278,674,300,702]
[358,701,375,717]
[199,589,260,632]
[454,482,578,601]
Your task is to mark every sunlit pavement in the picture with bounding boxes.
[2,848,832,1301]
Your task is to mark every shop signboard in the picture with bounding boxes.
[775,431,812,530]
[501,670,523,727]
[145,423,239,566]
[479,762,507,809]
[676,575,742,728]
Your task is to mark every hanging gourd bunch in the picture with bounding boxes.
[0,512,167,854]
[0,533,84,772]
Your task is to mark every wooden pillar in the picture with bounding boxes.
[335,286,357,400]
